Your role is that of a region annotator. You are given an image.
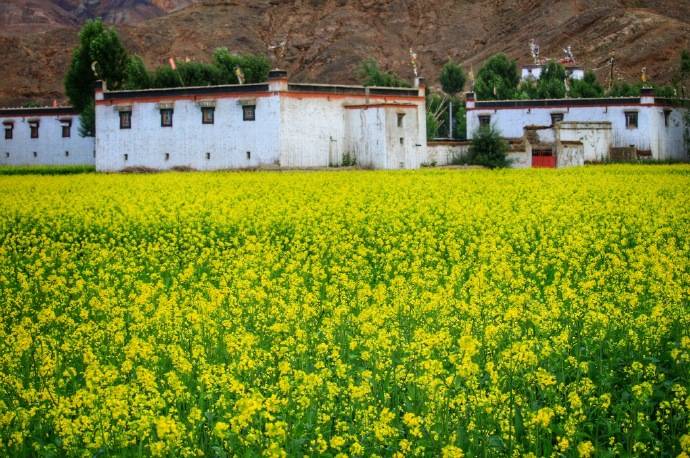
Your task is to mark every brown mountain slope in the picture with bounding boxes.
[1,0,689,106]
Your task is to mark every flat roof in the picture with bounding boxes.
[101,81,421,101]
[0,106,77,117]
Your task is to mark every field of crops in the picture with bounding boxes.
[0,166,689,457]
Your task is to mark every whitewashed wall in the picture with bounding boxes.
[345,107,386,168]
[557,143,585,168]
[96,81,427,171]
[381,106,423,169]
[557,122,612,161]
[0,111,94,166]
[96,95,281,171]
[425,142,470,165]
[467,101,688,160]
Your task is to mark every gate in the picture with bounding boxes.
[532,148,556,168]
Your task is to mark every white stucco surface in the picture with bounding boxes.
[95,81,427,171]
[0,110,94,166]
[467,99,688,160]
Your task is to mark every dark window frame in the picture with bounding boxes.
[3,124,12,140]
[625,111,638,129]
[119,111,132,129]
[160,109,173,128]
[202,107,215,125]
[550,112,564,126]
[478,115,491,128]
[243,105,256,122]
[61,120,72,138]
[29,121,39,139]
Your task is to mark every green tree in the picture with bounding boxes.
[357,59,410,87]
[124,56,151,90]
[519,61,567,99]
[213,48,271,84]
[570,71,604,98]
[440,60,466,138]
[475,53,520,100]
[467,125,509,168]
[64,19,129,136]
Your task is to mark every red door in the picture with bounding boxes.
[532,149,556,168]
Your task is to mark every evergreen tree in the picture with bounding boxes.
[440,60,466,138]
[474,54,520,100]
[570,71,604,98]
[64,20,129,136]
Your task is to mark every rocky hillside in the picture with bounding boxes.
[1,0,689,106]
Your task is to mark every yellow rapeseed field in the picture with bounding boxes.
[0,165,689,457]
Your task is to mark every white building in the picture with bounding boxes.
[0,107,95,166]
[521,64,585,82]
[95,70,427,171]
[466,89,689,164]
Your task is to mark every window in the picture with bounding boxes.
[550,113,564,125]
[664,109,671,128]
[124,154,128,161]
[202,107,215,124]
[160,109,173,127]
[119,111,131,129]
[397,113,405,127]
[625,111,638,129]
[478,115,491,128]
[165,153,170,161]
[61,120,72,138]
[399,137,404,145]
[246,151,251,160]
[33,151,37,158]
[3,124,12,140]
[65,151,69,157]
[243,105,255,121]
[29,121,39,139]
[206,152,211,160]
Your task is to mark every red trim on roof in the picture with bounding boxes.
[344,103,418,109]
[96,92,275,106]
[468,102,683,111]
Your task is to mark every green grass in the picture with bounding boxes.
[0,165,96,176]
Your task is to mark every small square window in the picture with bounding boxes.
[29,121,39,139]
[119,111,131,129]
[161,109,173,127]
[61,121,72,138]
[3,124,12,140]
[243,105,255,121]
[478,115,491,128]
[550,113,564,125]
[202,107,215,124]
[625,111,638,129]
[5,152,9,158]
[397,113,405,127]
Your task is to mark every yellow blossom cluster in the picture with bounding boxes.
[0,165,688,456]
